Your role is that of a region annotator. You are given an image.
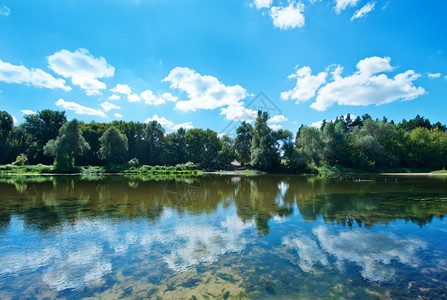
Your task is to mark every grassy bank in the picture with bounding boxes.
[0,163,203,175]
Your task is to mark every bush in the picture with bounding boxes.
[14,153,28,166]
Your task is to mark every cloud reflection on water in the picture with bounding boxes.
[0,213,254,291]
[283,226,427,282]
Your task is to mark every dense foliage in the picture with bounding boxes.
[0,109,446,172]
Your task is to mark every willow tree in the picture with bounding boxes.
[44,119,90,168]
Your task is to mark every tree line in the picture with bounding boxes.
[0,109,446,172]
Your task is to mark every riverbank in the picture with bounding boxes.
[0,163,203,176]
[1,164,446,176]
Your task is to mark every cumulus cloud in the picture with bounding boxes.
[114,113,123,118]
[140,90,178,106]
[283,226,426,282]
[55,99,107,118]
[268,114,288,123]
[164,67,256,122]
[12,115,18,124]
[145,114,193,131]
[270,2,305,30]
[351,2,376,21]
[100,101,120,112]
[220,104,258,122]
[282,56,425,111]
[310,121,323,128]
[172,122,194,130]
[110,84,132,95]
[21,109,37,115]
[48,49,114,95]
[253,0,272,9]
[427,72,441,79]
[334,0,359,13]
[268,124,283,130]
[108,94,120,100]
[127,93,141,102]
[0,5,10,16]
[281,66,327,103]
[0,59,71,91]
[164,67,247,111]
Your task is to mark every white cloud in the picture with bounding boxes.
[0,59,71,91]
[427,72,441,79]
[164,67,247,111]
[269,124,283,130]
[100,101,120,112]
[253,0,272,9]
[172,122,194,130]
[127,93,141,102]
[145,114,194,131]
[283,57,425,111]
[21,110,36,115]
[145,114,174,128]
[164,67,254,122]
[12,115,18,124]
[334,0,359,13]
[310,121,323,128]
[140,90,178,106]
[114,113,123,118]
[292,121,299,125]
[161,92,178,102]
[48,49,114,95]
[55,99,107,118]
[220,104,258,122]
[110,84,132,95]
[268,114,288,123]
[0,5,10,16]
[351,2,376,21]
[281,66,327,103]
[270,3,305,30]
[108,94,120,100]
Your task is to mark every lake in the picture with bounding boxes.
[0,174,446,299]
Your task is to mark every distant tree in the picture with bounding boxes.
[99,126,128,164]
[6,125,30,164]
[185,128,220,169]
[163,128,187,165]
[250,111,279,171]
[322,121,348,166]
[25,109,67,164]
[143,121,165,165]
[44,119,90,168]
[295,125,324,166]
[0,111,14,164]
[79,122,110,166]
[216,135,236,169]
[234,121,253,165]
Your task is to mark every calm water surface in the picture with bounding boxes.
[0,174,447,299]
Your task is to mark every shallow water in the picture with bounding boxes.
[0,174,446,299]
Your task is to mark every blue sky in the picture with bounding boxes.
[0,0,446,134]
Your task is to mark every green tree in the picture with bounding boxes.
[44,119,90,168]
[234,121,253,165]
[185,128,220,169]
[143,121,165,165]
[0,111,14,164]
[322,121,348,166]
[99,126,129,164]
[250,111,279,171]
[164,128,187,165]
[295,125,324,166]
[25,109,67,164]
[216,135,236,169]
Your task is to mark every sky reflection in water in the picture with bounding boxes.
[0,175,446,298]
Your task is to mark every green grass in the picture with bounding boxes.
[432,169,447,174]
[0,163,203,175]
